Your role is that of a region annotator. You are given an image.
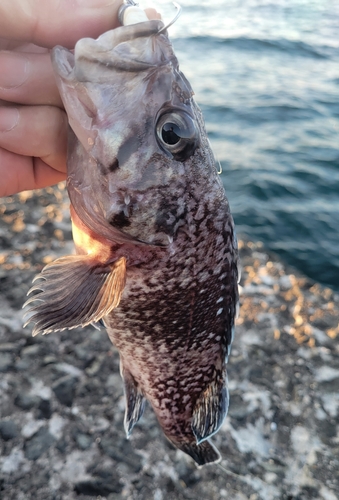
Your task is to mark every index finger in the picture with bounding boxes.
[0,0,123,49]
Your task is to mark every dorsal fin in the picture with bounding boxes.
[192,378,229,444]
[121,366,146,437]
[24,255,126,336]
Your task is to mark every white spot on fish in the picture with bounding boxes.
[124,194,130,205]
[217,308,223,316]
[216,297,223,304]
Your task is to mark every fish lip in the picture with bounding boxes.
[52,19,167,80]
[51,46,75,76]
[74,19,165,63]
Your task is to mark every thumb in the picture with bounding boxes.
[0,0,123,49]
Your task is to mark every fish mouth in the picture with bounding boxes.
[54,20,167,82]
[53,19,167,83]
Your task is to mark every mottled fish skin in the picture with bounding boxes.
[25,19,239,465]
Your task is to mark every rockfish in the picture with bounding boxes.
[25,4,239,466]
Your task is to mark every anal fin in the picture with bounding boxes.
[121,366,146,437]
[192,377,229,443]
[24,255,126,336]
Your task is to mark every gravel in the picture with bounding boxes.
[0,185,338,500]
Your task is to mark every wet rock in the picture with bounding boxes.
[24,426,55,460]
[0,420,18,441]
[74,344,95,366]
[0,353,13,372]
[74,475,123,496]
[0,342,19,352]
[85,355,105,377]
[21,344,41,357]
[42,355,58,365]
[53,362,83,377]
[37,398,52,419]
[52,375,78,407]
[55,437,68,454]
[14,357,32,371]
[74,432,93,450]
[100,436,142,473]
[14,392,40,410]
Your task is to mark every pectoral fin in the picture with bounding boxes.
[24,255,126,336]
[121,366,146,437]
[192,378,229,444]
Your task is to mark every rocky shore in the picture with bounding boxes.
[0,185,338,500]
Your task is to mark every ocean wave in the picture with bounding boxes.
[173,2,339,291]
[174,35,335,60]
[203,103,321,126]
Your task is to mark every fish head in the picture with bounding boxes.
[52,20,208,246]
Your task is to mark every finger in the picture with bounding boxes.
[145,8,162,21]
[0,105,67,173]
[0,147,66,197]
[0,51,62,107]
[0,39,49,52]
[0,0,124,49]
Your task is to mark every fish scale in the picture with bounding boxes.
[105,202,235,463]
[24,6,238,466]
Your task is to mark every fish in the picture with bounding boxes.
[24,2,239,466]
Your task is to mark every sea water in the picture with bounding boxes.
[150,0,339,291]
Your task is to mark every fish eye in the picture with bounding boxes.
[161,122,182,145]
[156,111,197,160]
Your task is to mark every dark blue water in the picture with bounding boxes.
[156,0,339,291]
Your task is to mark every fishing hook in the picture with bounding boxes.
[158,3,182,34]
[118,1,182,34]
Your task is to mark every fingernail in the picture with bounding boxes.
[0,107,19,132]
[0,51,29,89]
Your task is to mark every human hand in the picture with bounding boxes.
[0,0,160,198]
